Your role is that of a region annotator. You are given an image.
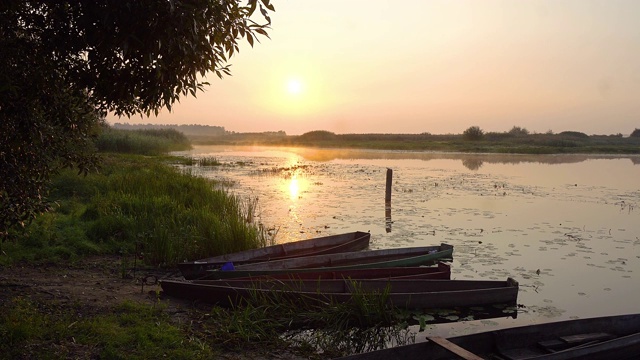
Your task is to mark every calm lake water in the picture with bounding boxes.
[173,145,640,338]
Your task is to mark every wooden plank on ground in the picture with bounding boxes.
[427,336,484,360]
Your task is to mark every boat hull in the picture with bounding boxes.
[200,262,451,282]
[159,277,518,309]
[178,231,371,279]
[203,244,454,280]
[335,313,640,360]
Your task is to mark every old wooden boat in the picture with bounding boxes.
[159,277,517,309]
[205,262,451,282]
[178,231,371,279]
[201,243,454,280]
[335,313,640,360]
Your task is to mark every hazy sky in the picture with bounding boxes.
[109,0,640,135]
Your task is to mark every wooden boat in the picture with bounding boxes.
[203,262,451,282]
[178,231,371,279]
[335,313,640,360]
[201,243,454,280]
[159,277,518,309]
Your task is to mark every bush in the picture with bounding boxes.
[298,130,337,141]
[508,126,529,137]
[558,131,589,139]
[463,126,484,141]
[630,128,640,138]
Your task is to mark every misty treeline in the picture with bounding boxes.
[114,122,228,137]
[114,123,639,141]
[173,125,639,154]
[96,126,192,155]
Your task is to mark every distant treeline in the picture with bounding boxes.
[112,122,289,139]
[108,124,640,154]
[96,126,191,155]
[194,127,640,155]
[113,122,228,137]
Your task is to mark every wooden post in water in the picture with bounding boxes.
[385,168,393,202]
[385,201,392,233]
[385,168,393,232]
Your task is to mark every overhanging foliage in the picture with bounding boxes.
[0,0,274,239]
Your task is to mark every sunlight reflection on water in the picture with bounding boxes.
[173,146,640,338]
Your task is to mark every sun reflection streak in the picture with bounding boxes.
[289,176,300,200]
[280,155,310,202]
[284,171,310,202]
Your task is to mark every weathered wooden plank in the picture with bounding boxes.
[427,336,484,360]
[560,332,613,344]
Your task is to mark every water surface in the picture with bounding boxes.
[174,145,640,337]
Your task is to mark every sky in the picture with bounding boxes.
[108,0,640,135]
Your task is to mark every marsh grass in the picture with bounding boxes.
[1,154,272,266]
[0,285,414,359]
[0,289,406,359]
[250,164,313,178]
[0,298,213,359]
[202,280,414,357]
[180,156,222,166]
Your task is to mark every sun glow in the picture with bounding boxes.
[287,79,303,95]
[258,63,334,118]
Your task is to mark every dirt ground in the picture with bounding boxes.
[0,256,161,310]
[0,256,310,360]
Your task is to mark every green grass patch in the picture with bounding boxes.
[178,156,222,166]
[0,298,213,359]
[0,287,415,359]
[2,154,270,267]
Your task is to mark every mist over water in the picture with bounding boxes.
[174,145,640,337]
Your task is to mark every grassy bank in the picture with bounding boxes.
[0,278,415,359]
[0,299,214,360]
[1,153,269,267]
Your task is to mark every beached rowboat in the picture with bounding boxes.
[201,243,453,280]
[178,231,371,279]
[203,262,451,282]
[335,313,640,360]
[159,277,518,309]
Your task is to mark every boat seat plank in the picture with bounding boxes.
[496,347,547,359]
[538,332,614,353]
[427,337,484,360]
[537,339,564,352]
[559,332,613,344]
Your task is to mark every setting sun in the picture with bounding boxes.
[257,66,333,120]
[287,79,303,95]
